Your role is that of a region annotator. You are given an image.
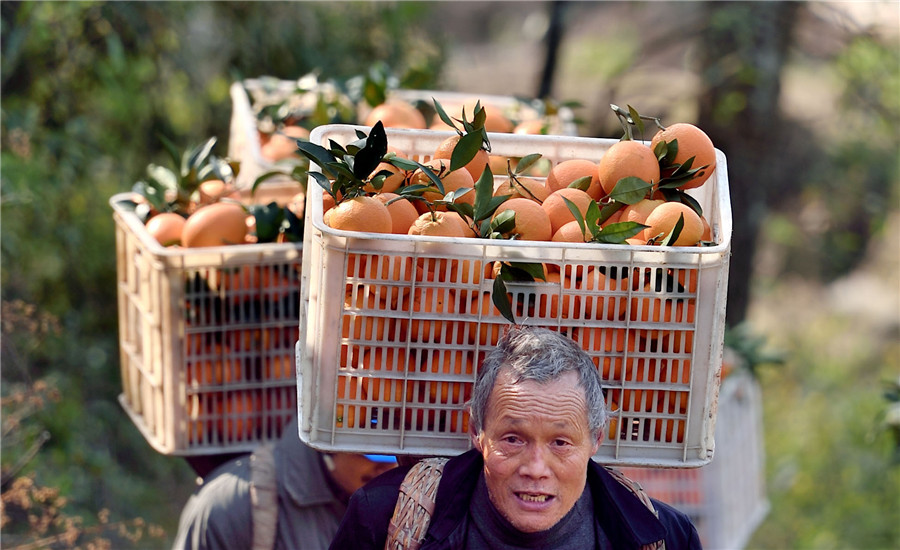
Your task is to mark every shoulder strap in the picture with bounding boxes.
[384,457,450,550]
[250,444,279,550]
[604,467,666,550]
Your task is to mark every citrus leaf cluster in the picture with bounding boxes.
[132,136,237,219]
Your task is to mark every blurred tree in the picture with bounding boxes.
[1,2,444,545]
[694,2,899,325]
[695,1,803,326]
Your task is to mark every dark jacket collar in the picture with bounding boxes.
[423,449,667,550]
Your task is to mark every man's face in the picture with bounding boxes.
[328,454,397,495]
[473,369,600,533]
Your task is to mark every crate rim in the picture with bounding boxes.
[109,193,304,259]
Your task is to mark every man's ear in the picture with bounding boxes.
[469,421,483,453]
[592,433,603,456]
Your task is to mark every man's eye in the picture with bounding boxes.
[553,439,570,447]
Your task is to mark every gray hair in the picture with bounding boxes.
[468,326,608,440]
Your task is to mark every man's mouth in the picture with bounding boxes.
[517,493,551,503]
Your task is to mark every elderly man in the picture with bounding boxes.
[329,326,702,549]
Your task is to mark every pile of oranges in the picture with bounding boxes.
[129,139,308,446]
[306,102,719,443]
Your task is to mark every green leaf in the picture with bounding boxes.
[597,200,625,225]
[562,196,588,236]
[567,175,593,192]
[446,203,474,223]
[515,153,543,175]
[157,133,182,170]
[442,187,474,204]
[249,201,285,243]
[353,121,388,180]
[388,156,420,171]
[609,176,653,204]
[433,98,457,131]
[661,138,679,166]
[592,221,647,244]
[184,137,217,177]
[492,277,516,324]
[295,140,338,173]
[450,130,484,172]
[473,166,499,221]
[583,199,603,233]
[658,213,685,246]
[308,171,332,195]
[628,104,644,135]
[490,209,517,235]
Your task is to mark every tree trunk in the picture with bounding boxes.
[695,1,802,326]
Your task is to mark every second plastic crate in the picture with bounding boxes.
[113,183,304,455]
[619,368,769,548]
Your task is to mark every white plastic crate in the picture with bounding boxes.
[228,79,579,189]
[112,184,303,455]
[297,125,732,467]
[619,370,769,549]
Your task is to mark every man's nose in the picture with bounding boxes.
[519,444,552,478]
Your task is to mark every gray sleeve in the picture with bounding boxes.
[172,460,253,550]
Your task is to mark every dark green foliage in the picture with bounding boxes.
[1,2,443,546]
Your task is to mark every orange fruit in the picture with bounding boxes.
[581,327,636,382]
[409,159,475,211]
[551,219,592,243]
[356,347,414,406]
[541,187,594,236]
[286,191,305,218]
[597,140,660,196]
[700,215,712,242]
[546,159,602,200]
[491,197,553,242]
[642,202,703,246]
[197,179,240,206]
[513,118,547,135]
[324,196,393,234]
[182,202,248,247]
[650,123,716,189]
[341,288,396,366]
[373,193,419,235]
[619,198,665,242]
[405,348,476,433]
[493,176,550,202]
[364,100,426,129]
[461,292,508,347]
[145,212,185,246]
[433,133,490,183]
[221,390,259,442]
[335,374,365,428]
[355,254,416,309]
[260,125,310,161]
[186,338,242,386]
[535,270,577,320]
[408,211,468,238]
[576,268,629,322]
[400,286,459,343]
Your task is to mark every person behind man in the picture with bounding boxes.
[330,326,702,549]
[173,417,397,550]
